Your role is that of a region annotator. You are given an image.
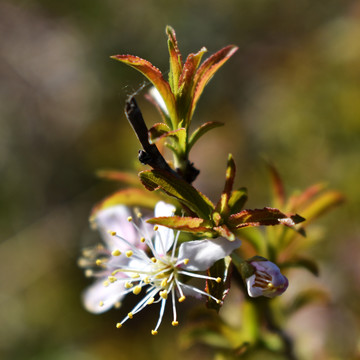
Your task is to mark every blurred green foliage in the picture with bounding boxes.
[0,0,359,359]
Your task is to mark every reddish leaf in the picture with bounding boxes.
[228,207,305,229]
[190,45,238,119]
[147,215,214,235]
[111,55,177,123]
[267,162,286,208]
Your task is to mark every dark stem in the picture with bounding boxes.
[125,96,179,177]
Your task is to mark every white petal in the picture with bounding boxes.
[148,87,168,115]
[82,279,125,314]
[154,202,176,255]
[177,238,242,271]
[95,206,138,251]
[245,274,264,298]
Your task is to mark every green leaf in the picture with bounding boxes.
[139,169,214,218]
[206,258,232,312]
[188,121,224,151]
[215,154,236,216]
[148,123,171,143]
[228,187,248,214]
[147,215,215,236]
[166,25,183,93]
[228,207,305,230]
[90,188,160,218]
[190,45,238,119]
[111,54,177,124]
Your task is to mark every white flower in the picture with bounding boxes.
[245,259,288,298]
[80,201,241,334]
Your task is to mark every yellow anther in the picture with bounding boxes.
[136,212,142,218]
[267,282,274,289]
[126,250,133,258]
[161,279,168,287]
[216,277,222,283]
[131,273,140,279]
[108,230,117,236]
[151,257,157,263]
[95,259,102,266]
[178,296,186,303]
[116,323,122,328]
[125,281,133,289]
[147,297,155,305]
[144,276,151,284]
[99,301,104,307]
[128,312,133,319]
[160,290,168,299]
[153,225,159,231]
[111,249,121,256]
[151,330,158,335]
[103,280,110,287]
[114,301,121,309]
[108,276,117,283]
[216,299,221,304]
[183,258,189,265]
[172,321,179,326]
[133,285,142,295]
[85,269,93,277]
[127,216,133,222]
[140,237,145,243]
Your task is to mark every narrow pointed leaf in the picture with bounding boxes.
[111,55,177,122]
[166,25,183,92]
[147,215,214,235]
[188,121,224,151]
[228,207,305,229]
[228,187,248,214]
[91,188,160,217]
[190,45,238,119]
[139,169,214,218]
[213,225,235,241]
[267,162,286,208]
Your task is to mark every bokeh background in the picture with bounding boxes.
[1,0,359,359]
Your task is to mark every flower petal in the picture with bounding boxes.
[95,206,138,252]
[177,237,241,271]
[154,202,176,255]
[82,279,125,314]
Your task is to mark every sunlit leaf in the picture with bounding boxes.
[139,169,214,218]
[147,215,214,235]
[228,207,305,230]
[166,25,183,93]
[148,123,171,143]
[188,121,224,151]
[228,188,248,214]
[190,45,238,119]
[111,54,177,123]
[96,170,141,186]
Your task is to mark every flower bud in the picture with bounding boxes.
[242,256,288,298]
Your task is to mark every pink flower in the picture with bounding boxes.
[246,258,288,298]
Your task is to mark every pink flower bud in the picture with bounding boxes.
[246,259,288,298]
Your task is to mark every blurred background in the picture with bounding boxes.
[0,0,359,359]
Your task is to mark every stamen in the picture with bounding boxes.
[160,290,168,299]
[147,297,155,305]
[116,323,122,328]
[96,259,102,266]
[128,312,133,319]
[140,237,145,243]
[99,301,104,307]
[153,225,159,231]
[114,302,121,308]
[151,330,158,335]
[177,270,222,284]
[172,321,179,326]
[126,250,133,258]
[125,281,133,289]
[127,216,133,222]
[183,258,189,265]
[161,279,168,287]
[178,296,186,303]
[133,285,142,295]
[108,276,117,283]
[103,280,110,287]
[108,230,117,236]
[111,249,121,256]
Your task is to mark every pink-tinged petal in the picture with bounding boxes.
[177,237,241,271]
[246,260,289,298]
[111,55,177,123]
[154,202,176,255]
[82,279,125,314]
[94,206,137,252]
